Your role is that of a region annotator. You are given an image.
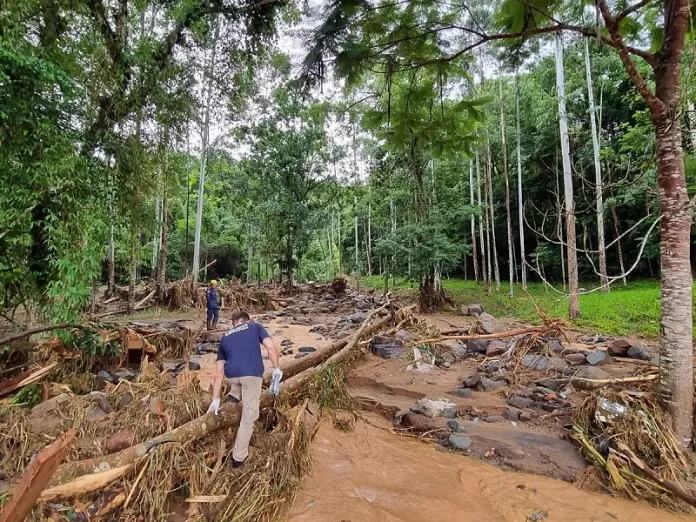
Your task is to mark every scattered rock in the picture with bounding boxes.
[466,340,488,354]
[84,405,107,422]
[586,350,613,366]
[627,345,651,361]
[527,510,548,522]
[497,446,526,460]
[113,368,136,382]
[503,409,520,422]
[349,312,368,324]
[593,334,606,343]
[437,340,464,352]
[441,407,457,418]
[449,388,473,399]
[530,392,546,402]
[507,396,534,409]
[574,366,610,380]
[483,415,503,423]
[447,419,466,433]
[448,433,473,450]
[162,361,179,372]
[105,429,134,454]
[90,391,112,413]
[401,411,435,432]
[196,342,218,354]
[608,339,631,356]
[299,346,317,353]
[534,378,566,391]
[30,393,71,417]
[549,339,564,353]
[411,398,456,418]
[485,340,507,357]
[294,353,308,359]
[394,329,413,342]
[463,373,481,388]
[468,303,483,315]
[519,411,532,422]
[564,353,586,365]
[188,361,201,371]
[441,352,456,365]
[371,342,405,359]
[116,392,133,410]
[478,378,504,392]
[453,347,468,360]
[460,304,470,316]
[281,339,294,346]
[477,314,505,335]
[521,355,568,372]
[149,397,165,416]
[94,370,114,391]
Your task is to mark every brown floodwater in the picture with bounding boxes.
[288,418,694,522]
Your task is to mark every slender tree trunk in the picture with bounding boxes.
[469,160,479,282]
[247,225,253,284]
[151,196,161,280]
[500,77,514,298]
[192,23,218,284]
[337,213,342,275]
[127,232,137,314]
[486,139,500,292]
[157,179,168,299]
[555,32,580,318]
[107,166,116,296]
[556,156,567,292]
[476,152,488,285]
[367,185,372,276]
[515,70,527,290]
[610,199,627,286]
[354,195,359,274]
[584,38,608,291]
[688,101,696,151]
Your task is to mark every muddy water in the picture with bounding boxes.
[288,418,692,522]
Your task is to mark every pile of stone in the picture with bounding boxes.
[504,384,572,421]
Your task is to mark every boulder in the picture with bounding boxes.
[113,368,136,382]
[507,396,533,409]
[503,409,520,422]
[448,433,473,450]
[441,407,457,418]
[371,342,405,359]
[105,429,135,454]
[394,329,413,342]
[466,340,488,354]
[627,345,651,361]
[485,340,507,357]
[94,370,114,391]
[449,388,473,399]
[460,305,470,316]
[463,373,481,388]
[447,419,467,433]
[483,415,503,423]
[477,378,504,392]
[519,411,532,422]
[437,339,464,352]
[586,350,612,366]
[411,398,456,418]
[608,339,631,356]
[469,303,484,315]
[564,353,587,365]
[401,411,436,432]
[477,314,505,335]
[549,339,564,353]
[574,366,610,380]
[85,405,107,422]
[441,352,456,365]
[349,312,368,324]
[30,393,71,417]
[453,347,468,360]
[521,355,568,372]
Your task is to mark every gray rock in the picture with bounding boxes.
[574,366,610,380]
[503,409,520,422]
[483,415,503,423]
[449,388,473,399]
[507,396,534,409]
[586,350,612,366]
[593,334,607,343]
[162,361,179,372]
[437,339,464,352]
[486,340,507,357]
[519,411,532,421]
[395,329,413,342]
[116,392,133,410]
[468,303,483,315]
[627,345,651,361]
[478,318,505,335]
[371,343,405,359]
[479,312,497,322]
[294,353,309,359]
[299,346,317,353]
[113,368,135,382]
[549,339,564,353]
[564,353,586,365]
[441,352,456,364]
[497,446,526,460]
[478,378,504,392]
[30,394,71,416]
[521,355,568,372]
[188,361,201,371]
[95,370,113,390]
[441,407,457,418]
[85,404,107,422]
[349,312,368,324]
[527,510,548,521]
[463,373,481,388]
[448,433,473,450]
[466,340,488,354]
[447,419,466,433]
[281,339,294,346]
[534,378,566,391]
[453,347,468,360]
[442,361,451,368]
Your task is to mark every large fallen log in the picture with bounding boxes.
[419,325,553,344]
[48,305,395,488]
[0,324,83,346]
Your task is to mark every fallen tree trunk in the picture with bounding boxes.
[0,324,83,346]
[48,305,395,487]
[420,325,552,344]
[568,374,658,391]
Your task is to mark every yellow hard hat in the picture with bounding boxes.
[210,279,218,286]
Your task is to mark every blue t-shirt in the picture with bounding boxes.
[206,288,219,309]
[216,322,270,378]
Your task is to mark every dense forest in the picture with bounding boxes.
[2,1,695,441]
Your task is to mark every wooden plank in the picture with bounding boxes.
[0,429,76,522]
[0,362,59,397]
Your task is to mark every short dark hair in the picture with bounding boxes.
[231,310,250,324]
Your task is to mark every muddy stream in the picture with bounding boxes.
[288,417,692,522]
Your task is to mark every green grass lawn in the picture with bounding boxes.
[359,276,664,338]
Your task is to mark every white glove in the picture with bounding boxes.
[207,398,221,415]
[270,368,283,396]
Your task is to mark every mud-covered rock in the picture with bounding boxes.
[574,366,610,380]
[401,411,436,432]
[466,340,488,354]
[449,433,473,450]
[105,429,134,454]
[477,378,504,392]
[485,340,507,357]
[507,396,534,409]
[521,355,568,372]
[503,409,520,422]
[608,339,631,356]
[463,373,481,388]
[564,353,586,365]
[449,388,473,399]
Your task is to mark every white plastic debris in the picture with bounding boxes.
[596,398,627,423]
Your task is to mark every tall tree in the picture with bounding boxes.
[499,76,515,297]
[515,70,528,290]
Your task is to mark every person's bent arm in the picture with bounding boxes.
[263,337,280,370]
[212,360,225,400]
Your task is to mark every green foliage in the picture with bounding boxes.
[59,329,120,359]
[9,384,41,408]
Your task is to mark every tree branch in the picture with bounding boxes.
[616,0,656,22]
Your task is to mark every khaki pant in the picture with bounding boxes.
[227,376,263,462]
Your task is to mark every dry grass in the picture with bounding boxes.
[572,389,695,513]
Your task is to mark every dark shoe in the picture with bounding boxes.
[232,458,245,469]
[227,395,240,404]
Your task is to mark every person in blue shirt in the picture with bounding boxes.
[206,280,219,330]
[207,310,282,468]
